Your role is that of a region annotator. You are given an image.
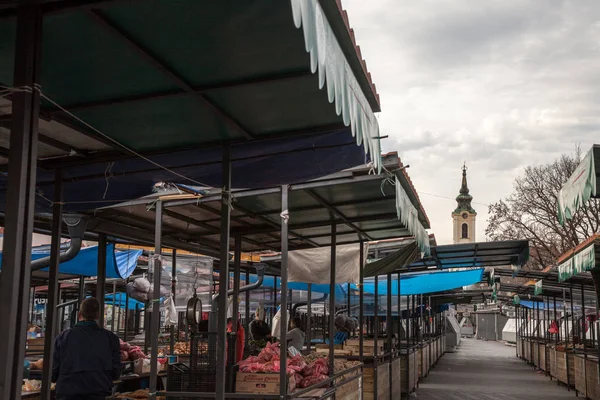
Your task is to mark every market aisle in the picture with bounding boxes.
[415,338,573,400]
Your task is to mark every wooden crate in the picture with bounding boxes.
[586,357,599,400]
[574,354,586,398]
[556,350,575,386]
[532,341,539,367]
[538,343,547,371]
[335,375,360,400]
[400,350,418,394]
[391,358,402,399]
[363,362,389,400]
[549,347,557,379]
[345,339,384,356]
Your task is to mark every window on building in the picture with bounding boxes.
[461,223,468,239]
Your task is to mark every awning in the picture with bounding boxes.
[406,240,529,272]
[363,241,420,277]
[0,0,384,213]
[241,273,349,298]
[0,244,142,279]
[361,268,485,296]
[558,145,600,225]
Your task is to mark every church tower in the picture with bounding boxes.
[452,164,476,244]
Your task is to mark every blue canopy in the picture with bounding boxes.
[361,269,485,296]
[104,293,145,310]
[0,243,142,279]
[519,300,580,311]
[240,269,484,298]
[240,273,349,298]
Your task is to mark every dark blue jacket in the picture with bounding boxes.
[52,321,121,398]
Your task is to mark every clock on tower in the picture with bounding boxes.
[452,164,477,244]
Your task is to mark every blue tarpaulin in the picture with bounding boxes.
[240,268,484,297]
[361,269,485,296]
[0,244,142,279]
[519,300,580,311]
[104,293,145,310]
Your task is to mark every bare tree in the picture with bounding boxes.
[486,148,600,270]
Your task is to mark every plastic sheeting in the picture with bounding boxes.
[0,244,142,279]
[558,146,597,225]
[290,0,382,171]
[363,241,419,277]
[362,268,485,296]
[241,273,349,298]
[288,243,364,284]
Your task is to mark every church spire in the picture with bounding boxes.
[454,163,476,214]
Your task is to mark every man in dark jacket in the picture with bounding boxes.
[52,297,121,400]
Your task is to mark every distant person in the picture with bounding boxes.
[227,317,245,364]
[249,309,271,341]
[287,317,306,351]
[52,298,121,400]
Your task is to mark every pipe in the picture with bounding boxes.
[292,294,328,317]
[31,216,87,271]
[209,264,266,331]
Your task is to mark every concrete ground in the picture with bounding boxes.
[415,338,574,400]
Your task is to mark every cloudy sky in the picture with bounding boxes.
[343,0,600,245]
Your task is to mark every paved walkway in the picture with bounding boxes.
[416,338,574,400]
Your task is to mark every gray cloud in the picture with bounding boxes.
[343,0,600,244]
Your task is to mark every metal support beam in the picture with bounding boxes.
[0,4,43,397]
[96,233,107,328]
[307,284,312,353]
[41,170,63,400]
[359,241,364,400]
[328,222,336,387]
[169,249,177,355]
[149,200,163,398]
[232,236,242,359]
[216,146,232,400]
[280,185,289,399]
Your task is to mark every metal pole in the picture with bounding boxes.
[328,222,337,386]
[307,284,312,353]
[387,274,392,399]
[97,234,107,329]
[0,3,43,396]
[374,274,379,398]
[124,278,130,343]
[111,281,117,332]
[280,185,290,398]
[581,284,586,345]
[170,249,177,354]
[359,242,364,364]
[554,296,558,343]
[232,236,242,363]
[244,271,250,346]
[41,170,63,400]
[563,288,570,390]
[149,200,163,398]
[216,146,232,400]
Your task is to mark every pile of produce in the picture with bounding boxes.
[237,345,360,390]
[22,379,55,392]
[173,341,190,355]
[120,339,147,361]
[114,389,165,399]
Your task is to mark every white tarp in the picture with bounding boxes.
[288,243,366,284]
[558,146,596,225]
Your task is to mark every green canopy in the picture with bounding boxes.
[558,145,600,225]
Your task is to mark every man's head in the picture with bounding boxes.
[79,298,100,321]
